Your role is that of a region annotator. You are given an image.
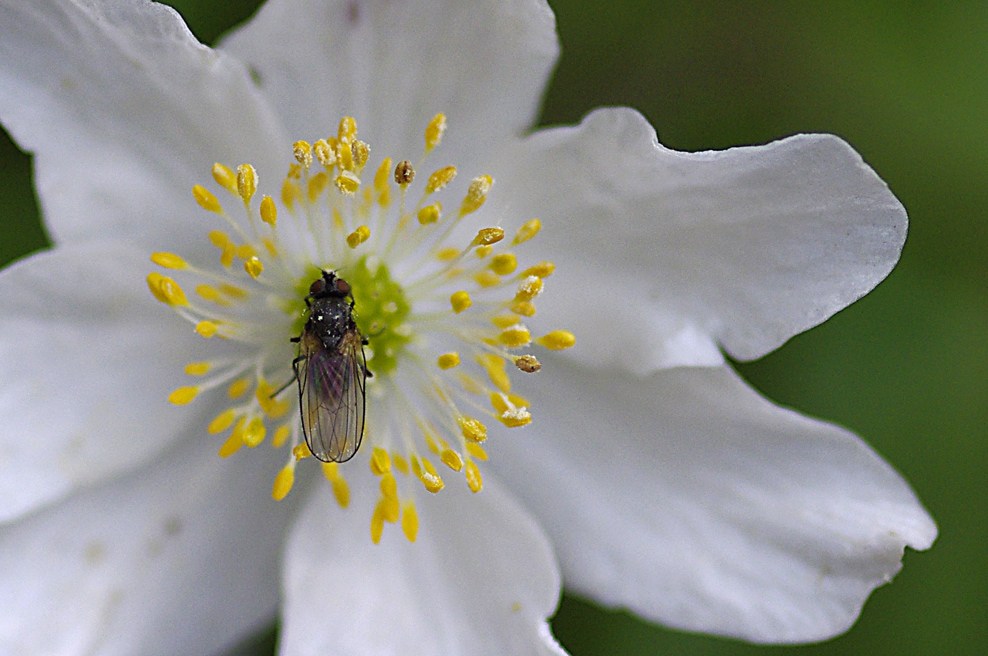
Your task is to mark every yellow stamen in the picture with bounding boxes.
[195,320,218,338]
[513,218,541,244]
[425,166,456,194]
[425,113,447,152]
[227,378,250,398]
[272,425,291,448]
[218,425,244,458]
[472,227,504,246]
[347,225,371,248]
[514,276,544,302]
[499,325,532,347]
[523,261,555,278]
[208,409,236,434]
[437,352,461,370]
[151,252,187,270]
[450,291,472,313]
[192,185,223,214]
[465,461,483,493]
[417,202,442,225]
[478,354,511,392]
[466,443,488,461]
[511,301,536,317]
[370,447,391,475]
[260,195,277,226]
[536,330,576,350]
[473,271,501,288]
[184,362,211,376]
[293,140,313,168]
[168,386,198,405]
[459,175,492,216]
[147,273,188,306]
[243,417,266,447]
[338,116,357,142]
[436,246,460,261]
[272,465,295,501]
[440,448,463,472]
[457,416,487,443]
[314,139,336,167]
[490,253,517,275]
[335,171,360,195]
[212,163,238,194]
[401,500,419,542]
[243,256,263,279]
[308,171,329,200]
[236,164,257,203]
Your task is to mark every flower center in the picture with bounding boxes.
[146,115,575,543]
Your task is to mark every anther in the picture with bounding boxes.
[465,461,483,493]
[192,185,223,214]
[402,501,419,542]
[335,171,360,195]
[272,465,295,501]
[293,140,313,168]
[394,160,415,185]
[537,330,576,350]
[236,164,257,203]
[260,195,277,226]
[347,225,371,248]
[195,320,219,338]
[499,325,532,347]
[489,253,517,275]
[352,140,370,168]
[457,416,487,443]
[168,386,199,405]
[514,355,542,373]
[425,113,447,152]
[417,202,442,225]
[208,409,236,434]
[472,227,504,246]
[513,218,541,244]
[313,139,336,167]
[523,261,555,278]
[147,273,188,307]
[459,175,492,216]
[184,362,211,376]
[514,276,543,302]
[425,166,456,194]
[450,291,472,313]
[212,163,238,194]
[244,256,264,279]
[437,352,461,369]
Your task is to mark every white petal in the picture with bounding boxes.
[489,359,936,643]
[0,432,295,656]
[280,470,565,656]
[0,242,206,522]
[0,0,287,254]
[220,0,559,175]
[492,108,907,372]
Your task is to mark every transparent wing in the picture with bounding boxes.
[296,331,366,462]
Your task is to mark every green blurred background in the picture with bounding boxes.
[1,1,983,654]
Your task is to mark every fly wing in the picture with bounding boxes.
[297,331,366,462]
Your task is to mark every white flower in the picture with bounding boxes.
[0,0,936,654]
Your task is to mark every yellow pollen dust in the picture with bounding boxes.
[146,112,574,547]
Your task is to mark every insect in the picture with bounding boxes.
[290,270,369,463]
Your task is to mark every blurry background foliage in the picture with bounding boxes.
[1,0,984,654]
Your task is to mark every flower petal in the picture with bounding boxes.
[493,108,907,372]
[0,242,205,522]
[0,0,287,254]
[220,0,559,173]
[0,433,294,656]
[490,359,936,643]
[280,470,565,656]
